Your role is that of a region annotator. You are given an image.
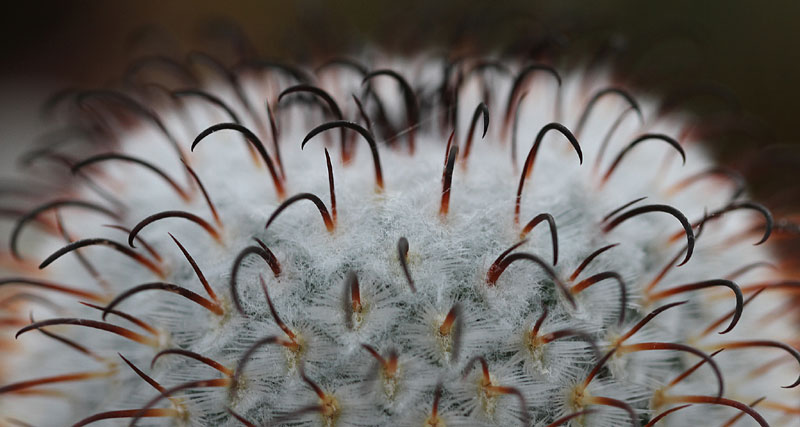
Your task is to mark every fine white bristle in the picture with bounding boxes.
[0,51,797,427]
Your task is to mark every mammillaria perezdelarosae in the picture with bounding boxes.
[0,44,798,427]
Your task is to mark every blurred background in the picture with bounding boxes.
[1,0,798,204]
[3,0,799,138]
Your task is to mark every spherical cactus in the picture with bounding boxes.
[0,43,798,427]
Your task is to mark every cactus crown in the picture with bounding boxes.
[0,50,798,427]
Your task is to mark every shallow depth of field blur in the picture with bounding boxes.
[1,0,799,249]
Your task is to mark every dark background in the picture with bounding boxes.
[2,0,798,143]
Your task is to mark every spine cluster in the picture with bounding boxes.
[0,46,798,427]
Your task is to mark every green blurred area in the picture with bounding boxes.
[2,0,799,145]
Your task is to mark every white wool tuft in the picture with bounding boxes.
[0,55,797,427]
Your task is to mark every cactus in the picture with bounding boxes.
[0,50,798,427]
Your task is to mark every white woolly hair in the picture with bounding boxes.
[0,50,798,427]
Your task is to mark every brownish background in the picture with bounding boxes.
[1,0,799,145]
